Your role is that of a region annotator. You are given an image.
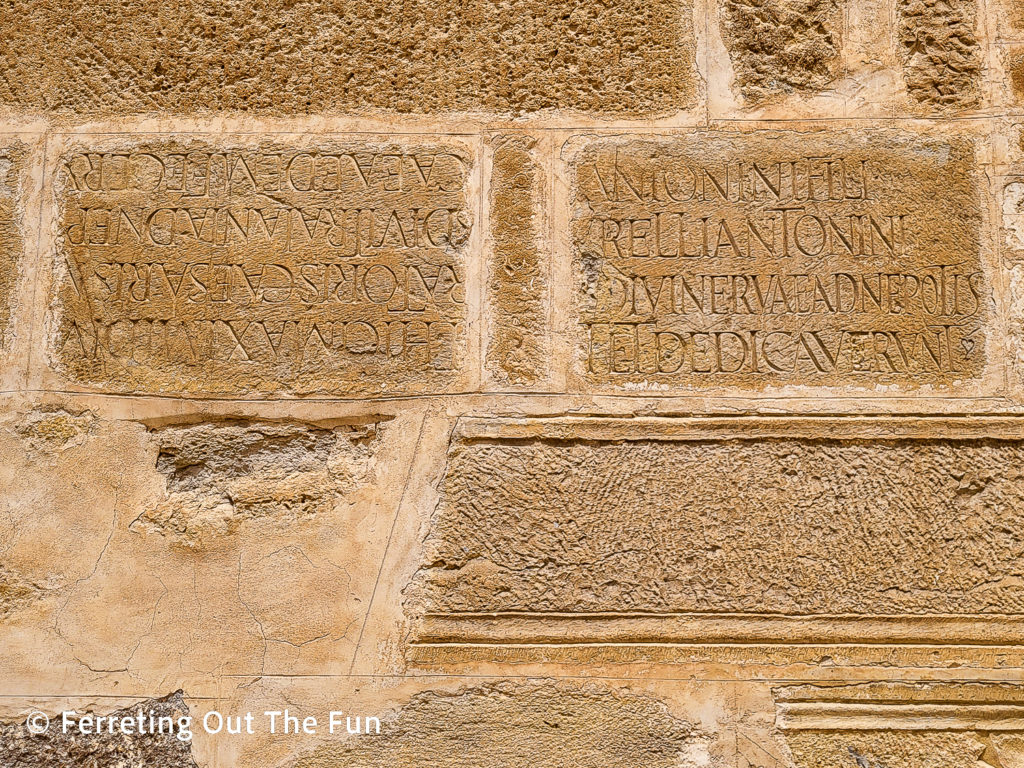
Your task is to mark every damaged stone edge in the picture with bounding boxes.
[139,413,394,431]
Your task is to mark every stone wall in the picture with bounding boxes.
[3,1,1024,766]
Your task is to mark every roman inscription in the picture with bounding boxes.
[569,132,986,390]
[414,421,1024,617]
[51,142,472,395]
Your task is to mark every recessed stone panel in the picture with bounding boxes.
[568,131,987,391]
[775,683,1024,768]
[50,140,472,396]
[413,417,1024,648]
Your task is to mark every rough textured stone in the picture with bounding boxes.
[136,420,378,546]
[719,0,843,102]
[785,731,998,768]
[896,0,981,109]
[0,145,25,351]
[50,140,472,395]
[486,135,546,386]
[3,1,1024,765]
[0,692,198,768]
[1006,49,1024,103]
[0,0,695,117]
[0,566,45,621]
[569,131,986,390]
[775,683,1024,768]
[294,682,703,768]
[416,435,1024,614]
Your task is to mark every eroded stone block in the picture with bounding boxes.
[719,0,842,102]
[136,421,379,546]
[0,0,695,116]
[486,135,547,385]
[0,144,25,352]
[294,681,702,768]
[1005,48,1024,105]
[896,0,981,109]
[775,682,1024,768]
[0,692,197,767]
[50,141,472,396]
[414,418,1024,641]
[568,131,987,391]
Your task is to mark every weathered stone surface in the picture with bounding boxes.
[896,0,981,109]
[0,566,45,621]
[14,408,95,452]
[3,0,1024,763]
[569,131,986,390]
[0,144,25,351]
[1006,49,1024,104]
[719,0,842,102]
[136,420,378,546]
[486,135,547,386]
[415,421,1024,617]
[294,681,703,768]
[775,683,1024,768]
[0,0,695,117]
[50,141,472,395]
[0,692,198,768]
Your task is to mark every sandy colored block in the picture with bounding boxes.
[412,417,1024,644]
[485,135,547,386]
[568,131,987,391]
[138,421,377,547]
[0,0,695,117]
[0,692,197,767]
[1007,49,1024,104]
[1009,0,1024,29]
[50,140,472,396]
[293,681,703,768]
[0,144,25,353]
[718,0,843,103]
[775,683,1024,768]
[0,404,415,687]
[896,0,981,110]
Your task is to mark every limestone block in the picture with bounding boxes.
[485,135,548,387]
[0,0,696,117]
[565,130,993,392]
[0,143,27,360]
[411,416,1024,664]
[47,139,474,396]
